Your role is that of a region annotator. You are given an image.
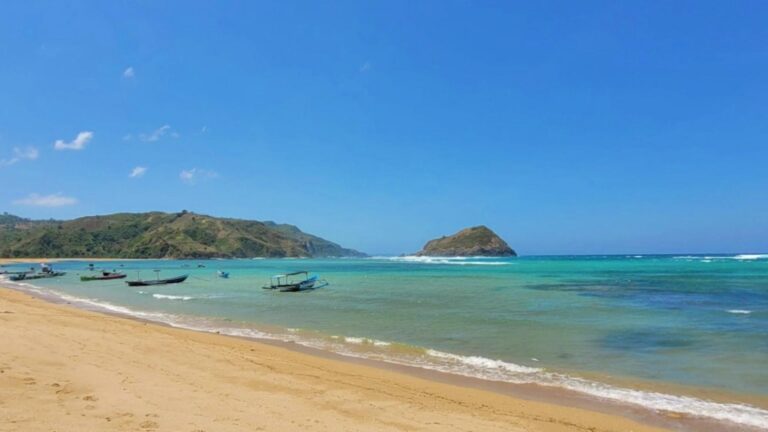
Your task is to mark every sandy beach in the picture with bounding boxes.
[0,286,671,432]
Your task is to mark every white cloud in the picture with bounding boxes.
[359,61,372,72]
[54,131,93,151]
[140,125,176,142]
[0,146,39,167]
[180,168,218,185]
[122,134,132,141]
[13,193,77,207]
[129,166,147,178]
[123,66,135,78]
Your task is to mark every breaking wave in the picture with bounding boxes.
[381,256,512,266]
[673,254,768,261]
[152,293,195,301]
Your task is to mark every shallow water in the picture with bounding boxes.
[3,254,768,429]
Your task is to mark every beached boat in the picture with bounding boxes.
[10,271,66,281]
[125,273,188,287]
[1,270,32,276]
[262,271,325,292]
[81,271,127,282]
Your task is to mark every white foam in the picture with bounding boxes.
[426,349,543,374]
[343,336,392,347]
[553,375,768,429]
[152,294,194,301]
[414,350,768,429]
[673,254,768,262]
[733,254,768,260]
[57,293,181,323]
[727,309,753,315]
[385,256,511,266]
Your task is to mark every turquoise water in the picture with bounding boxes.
[4,254,768,428]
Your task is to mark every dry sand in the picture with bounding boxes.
[0,287,669,432]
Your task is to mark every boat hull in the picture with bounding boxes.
[125,274,188,287]
[81,273,127,281]
[277,278,317,292]
[10,272,66,281]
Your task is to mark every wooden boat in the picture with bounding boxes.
[1,270,32,276]
[126,273,188,287]
[262,271,324,292]
[10,271,66,281]
[81,271,127,282]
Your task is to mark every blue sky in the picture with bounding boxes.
[1,1,767,255]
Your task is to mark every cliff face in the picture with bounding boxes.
[416,226,516,257]
[0,211,365,259]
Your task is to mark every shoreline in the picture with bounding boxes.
[0,257,138,266]
[0,285,675,432]
[2,284,763,432]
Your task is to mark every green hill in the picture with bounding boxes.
[0,211,365,259]
[415,226,516,257]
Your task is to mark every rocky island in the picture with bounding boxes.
[415,226,516,257]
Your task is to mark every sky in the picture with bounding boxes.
[1,1,767,255]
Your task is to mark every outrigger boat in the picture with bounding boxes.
[81,271,127,282]
[10,270,66,281]
[262,271,327,292]
[126,270,188,287]
[1,270,33,276]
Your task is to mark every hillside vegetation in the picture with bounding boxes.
[416,226,516,257]
[0,211,364,259]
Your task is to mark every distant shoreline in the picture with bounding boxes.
[0,258,138,265]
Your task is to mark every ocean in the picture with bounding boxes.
[3,254,767,429]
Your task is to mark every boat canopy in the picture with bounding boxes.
[271,270,308,279]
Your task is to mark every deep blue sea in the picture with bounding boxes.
[3,254,767,429]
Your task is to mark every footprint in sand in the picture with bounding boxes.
[140,420,159,429]
[55,386,73,395]
[22,377,36,385]
[82,395,98,401]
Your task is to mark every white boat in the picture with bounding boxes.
[262,271,325,292]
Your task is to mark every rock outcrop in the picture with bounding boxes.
[416,226,516,257]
